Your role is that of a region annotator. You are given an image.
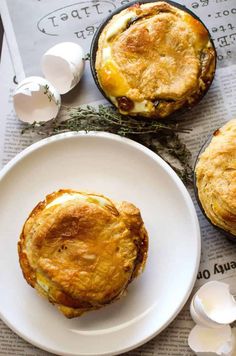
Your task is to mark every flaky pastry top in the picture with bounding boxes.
[95,1,216,118]
[18,189,148,317]
[195,120,236,236]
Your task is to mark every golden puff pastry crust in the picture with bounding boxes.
[195,120,236,236]
[95,1,216,118]
[18,189,148,318]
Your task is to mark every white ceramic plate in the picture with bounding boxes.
[0,132,200,356]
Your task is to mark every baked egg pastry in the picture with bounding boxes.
[95,1,216,118]
[195,120,236,237]
[18,189,148,318]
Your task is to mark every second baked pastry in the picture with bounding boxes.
[94,1,216,118]
[195,120,236,237]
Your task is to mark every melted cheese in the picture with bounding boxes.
[102,47,112,61]
[105,11,136,41]
[46,193,85,208]
[36,272,50,293]
[46,192,114,210]
[109,97,154,113]
[130,100,154,113]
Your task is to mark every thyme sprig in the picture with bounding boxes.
[21,105,193,185]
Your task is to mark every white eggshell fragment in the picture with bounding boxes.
[192,281,236,325]
[190,298,223,329]
[188,324,234,356]
[41,42,85,94]
[13,76,61,124]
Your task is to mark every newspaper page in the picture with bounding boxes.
[0,0,236,355]
[1,0,236,105]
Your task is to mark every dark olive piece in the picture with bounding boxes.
[116,96,134,111]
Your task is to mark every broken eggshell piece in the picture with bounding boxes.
[13,76,61,124]
[188,324,235,356]
[190,298,223,329]
[41,42,85,94]
[191,281,236,326]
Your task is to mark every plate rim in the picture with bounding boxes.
[0,131,201,356]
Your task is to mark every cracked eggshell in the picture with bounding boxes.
[13,76,61,123]
[41,42,85,94]
[190,297,223,329]
[188,324,234,356]
[192,281,236,326]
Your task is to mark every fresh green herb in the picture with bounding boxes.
[42,84,59,105]
[83,53,91,61]
[21,104,193,185]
